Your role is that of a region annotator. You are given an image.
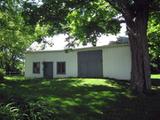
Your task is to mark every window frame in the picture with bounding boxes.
[57,62,66,75]
[33,62,40,74]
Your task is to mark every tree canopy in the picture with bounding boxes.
[0,0,50,73]
[22,0,160,47]
[148,12,160,73]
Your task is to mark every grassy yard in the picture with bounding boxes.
[151,74,160,79]
[0,76,160,120]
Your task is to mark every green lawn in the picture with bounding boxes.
[151,74,160,79]
[0,76,160,120]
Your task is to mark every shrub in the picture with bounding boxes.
[0,68,5,81]
[25,102,55,120]
[0,102,55,120]
[1,96,55,120]
[0,103,20,120]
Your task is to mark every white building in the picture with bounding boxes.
[25,34,131,80]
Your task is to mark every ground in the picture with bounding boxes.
[0,75,160,120]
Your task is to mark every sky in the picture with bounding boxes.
[28,23,127,51]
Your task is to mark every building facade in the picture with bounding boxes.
[25,44,131,80]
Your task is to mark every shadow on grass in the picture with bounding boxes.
[152,78,160,86]
[0,77,160,120]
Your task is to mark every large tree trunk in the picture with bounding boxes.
[125,1,151,93]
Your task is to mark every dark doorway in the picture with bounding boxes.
[78,50,103,77]
[43,62,53,79]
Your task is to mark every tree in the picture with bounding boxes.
[66,1,121,46]
[0,0,50,74]
[105,0,160,93]
[23,0,160,94]
[148,12,160,73]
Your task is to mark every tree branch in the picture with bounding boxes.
[105,0,122,12]
[105,0,135,23]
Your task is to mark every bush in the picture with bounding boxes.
[0,68,5,81]
[25,102,55,120]
[0,102,55,120]
[0,103,20,120]
[0,98,55,120]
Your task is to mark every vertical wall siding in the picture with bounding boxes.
[25,45,131,80]
[25,51,78,78]
[102,46,131,80]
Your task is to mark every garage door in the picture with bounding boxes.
[78,50,103,77]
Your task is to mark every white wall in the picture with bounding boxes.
[25,51,78,78]
[102,46,131,80]
[25,45,131,80]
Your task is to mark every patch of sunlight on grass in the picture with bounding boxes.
[39,96,61,102]
[121,90,133,98]
[20,84,30,88]
[151,74,160,79]
[4,75,25,81]
[41,81,51,86]
[84,91,118,114]
[75,78,121,89]
[88,91,116,100]
[89,101,106,114]
[78,78,107,85]
[39,96,79,107]
[38,97,61,107]
[152,86,160,90]
[62,99,79,106]
[0,83,7,88]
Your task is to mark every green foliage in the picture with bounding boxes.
[0,103,20,120]
[16,62,24,74]
[22,0,70,35]
[25,102,55,120]
[148,12,160,72]
[23,0,120,46]
[66,0,120,46]
[0,102,55,120]
[0,0,51,73]
[0,68,5,81]
[148,13,160,60]
[0,1,31,72]
[34,23,51,39]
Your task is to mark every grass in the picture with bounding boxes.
[0,76,160,120]
[151,74,160,79]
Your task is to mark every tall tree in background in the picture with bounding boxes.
[148,12,160,73]
[0,0,50,73]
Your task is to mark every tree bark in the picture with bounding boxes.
[124,1,151,93]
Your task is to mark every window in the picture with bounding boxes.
[33,62,40,74]
[57,62,66,74]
